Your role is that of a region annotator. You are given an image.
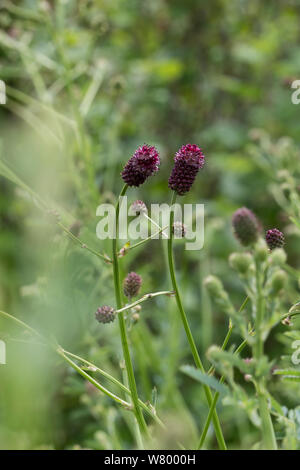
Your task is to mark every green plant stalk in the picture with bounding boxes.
[254,258,277,450]
[63,349,165,428]
[167,191,226,450]
[198,332,249,449]
[57,348,131,408]
[116,290,174,314]
[112,184,148,438]
[0,310,132,410]
[198,297,250,448]
[0,309,163,427]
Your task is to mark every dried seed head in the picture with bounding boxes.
[168,144,205,195]
[95,306,116,324]
[129,200,148,216]
[266,228,285,250]
[121,144,160,187]
[123,272,142,298]
[232,207,260,246]
[172,221,187,238]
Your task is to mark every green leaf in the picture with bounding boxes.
[207,346,250,374]
[180,365,228,396]
[282,376,300,383]
[289,301,300,315]
[273,369,300,377]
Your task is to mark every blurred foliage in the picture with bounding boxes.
[0,0,300,450]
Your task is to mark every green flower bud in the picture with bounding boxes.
[269,248,287,266]
[254,239,268,263]
[269,269,287,295]
[229,252,252,275]
[204,275,224,298]
[204,276,235,317]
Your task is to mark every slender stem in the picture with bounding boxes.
[116,291,174,314]
[167,191,226,450]
[112,184,148,438]
[62,349,165,429]
[254,259,264,359]
[143,213,169,239]
[58,222,111,263]
[198,323,249,449]
[254,258,277,450]
[0,310,136,411]
[257,390,277,450]
[208,296,249,376]
[126,225,169,252]
[57,348,131,408]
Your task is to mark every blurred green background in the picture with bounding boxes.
[0,0,300,450]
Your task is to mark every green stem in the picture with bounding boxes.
[254,258,277,450]
[62,349,165,429]
[257,390,277,450]
[58,222,111,263]
[0,310,137,412]
[126,225,168,252]
[167,191,226,450]
[116,290,173,314]
[112,184,148,439]
[57,348,130,408]
[198,324,249,449]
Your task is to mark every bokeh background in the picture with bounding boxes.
[0,0,300,449]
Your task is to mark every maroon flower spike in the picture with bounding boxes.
[123,272,142,298]
[168,144,205,195]
[266,228,285,250]
[232,207,260,246]
[95,306,116,324]
[121,144,160,187]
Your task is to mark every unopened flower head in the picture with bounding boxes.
[69,220,81,237]
[121,144,160,187]
[95,305,116,324]
[232,207,260,246]
[168,144,205,195]
[172,221,187,238]
[123,272,142,298]
[129,200,147,215]
[266,228,285,250]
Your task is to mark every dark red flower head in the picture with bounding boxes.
[232,207,260,246]
[266,228,284,250]
[168,144,205,195]
[95,306,116,324]
[123,272,142,298]
[121,144,160,187]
